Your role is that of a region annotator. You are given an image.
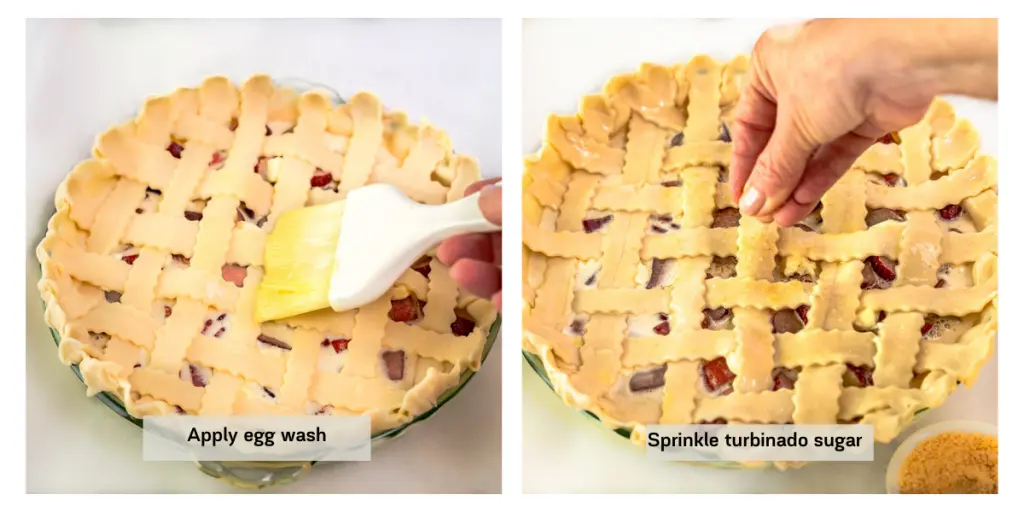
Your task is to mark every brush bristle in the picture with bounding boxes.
[255,200,346,322]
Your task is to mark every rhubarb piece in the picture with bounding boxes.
[582,215,613,233]
[629,365,667,392]
[257,334,292,351]
[383,350,405,380]
[712,208,740,228]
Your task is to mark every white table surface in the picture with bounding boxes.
[26,18,502,494]
[522,18,998,494]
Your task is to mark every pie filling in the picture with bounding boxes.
[866,208,906,227]
[389,295,425,324]
[862,256,898,290]
[711,208,740,228]
[647,214,681,234]
[868,172,908,188]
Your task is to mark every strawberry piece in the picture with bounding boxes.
[877,132,899,144]
[327,338,350,353]
[388,296,424,323]
[939,204,962,220]
[867,256,897,281]
[451,315,476,337]
[310,170,333,188]
[122,254,139,265]
[167,142,184,159]
[383,350,405,380]
[796,304,810,324]
[214,328,225,338]
[582,215,613,233]
[702,357,736,392]
[221,264,247,287]
[883,173,901,186]
[653,321,671,336]
[209,151,225,166]
[921,322,934,337]
[189,365,206,387]
[330,339,346,351]
[201,319,212,335]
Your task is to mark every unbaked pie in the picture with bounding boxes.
[522,55,997,459]
[37,75,498,434]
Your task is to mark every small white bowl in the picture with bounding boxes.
[885,420,998,494]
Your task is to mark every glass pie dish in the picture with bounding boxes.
[37,77,501,489]
[45,308,499,489]
[523,349,930,471]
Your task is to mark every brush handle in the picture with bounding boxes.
[420,184,501,241]
[327,182,500,312]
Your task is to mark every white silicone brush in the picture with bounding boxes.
[256,183,500,322]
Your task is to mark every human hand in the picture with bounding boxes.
[730,18,997,226]
[438,178,502,310]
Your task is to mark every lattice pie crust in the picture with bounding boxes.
[38,75,498,434]
[522,55,997,454]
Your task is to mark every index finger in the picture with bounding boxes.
[729,77,778,204]
[465,177,502,196]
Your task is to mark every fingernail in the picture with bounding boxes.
[739,186,765,216]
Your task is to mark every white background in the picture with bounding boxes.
[522,18,998,494]
[26,18,502,493]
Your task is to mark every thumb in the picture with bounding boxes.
[737,111,817,219]
[478,183,502,226]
